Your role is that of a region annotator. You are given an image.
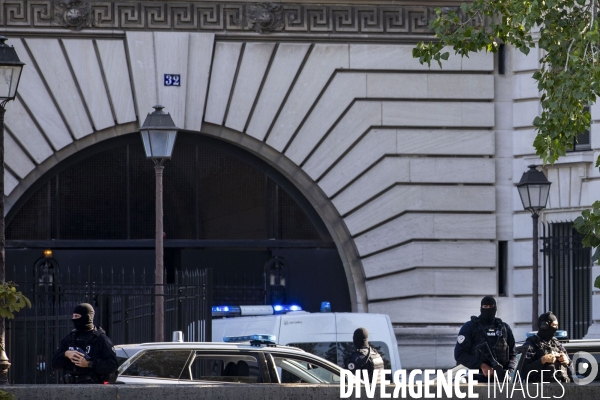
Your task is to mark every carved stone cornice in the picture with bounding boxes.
[0,0,440,35]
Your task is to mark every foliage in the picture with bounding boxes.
[0,282,30,319]
[0,390,15,400]
[414,0,598,165]
[574,204,600,288]
[413,0,600,270]
[574,203,600,259]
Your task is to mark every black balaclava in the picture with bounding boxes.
[479,296,497,325]
[353,327,369,349]
[537,311,558,341]
[72,303,95,332]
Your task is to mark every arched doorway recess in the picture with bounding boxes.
[6,130,354,312]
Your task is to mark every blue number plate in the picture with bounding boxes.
[164,74,181,86]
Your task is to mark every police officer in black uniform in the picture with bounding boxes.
[522,311,573,383]
[52,303,118,384]
[455,296,517,379]
[344,327,385,382]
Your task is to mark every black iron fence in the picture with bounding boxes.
[542,222,592,340]
[5,264,212,384]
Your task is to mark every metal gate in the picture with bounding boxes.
[542,222,592,339]
[5,264,212,384]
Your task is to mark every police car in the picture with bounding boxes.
[211,303,401,373]
[116,334,349,385]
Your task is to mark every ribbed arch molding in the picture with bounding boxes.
[4,32,498,317]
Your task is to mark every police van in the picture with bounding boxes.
[211,304,401,373]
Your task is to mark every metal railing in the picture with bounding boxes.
[5,264,211,384]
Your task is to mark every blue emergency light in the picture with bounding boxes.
[212,304,302,317]
[273,304,302,314]
[223,334,277,345]
[212,305,241,317]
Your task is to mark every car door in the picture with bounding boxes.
[179,350,269,384]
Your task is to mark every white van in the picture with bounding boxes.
[212,309,401,373]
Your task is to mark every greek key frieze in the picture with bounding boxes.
[0,0,437,34]
[2,0,53,26]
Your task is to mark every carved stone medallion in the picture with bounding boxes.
[54,0,95,30]
[241,3,285,33]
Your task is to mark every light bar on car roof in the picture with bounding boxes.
[525,330,569,341]
[223,334,277,345]
[212,304,302,317]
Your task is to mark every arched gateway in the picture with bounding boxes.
[6,128,354,312]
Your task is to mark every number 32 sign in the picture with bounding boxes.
[164,74,181,86]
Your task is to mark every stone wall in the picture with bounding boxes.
[3,383,600,400]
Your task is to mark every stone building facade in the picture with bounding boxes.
[0,0,598,369]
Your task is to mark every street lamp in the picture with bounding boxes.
[0,36,24,384]
[140,105,178,342]
[517,165,551,331]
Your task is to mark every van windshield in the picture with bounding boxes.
[286,342,391,370]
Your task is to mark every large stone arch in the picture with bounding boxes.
[6,119,369,312]
[4,30,499,366]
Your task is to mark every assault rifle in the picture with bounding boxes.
[476,342,507,380]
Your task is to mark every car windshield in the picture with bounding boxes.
[115,347,141,367]
[271,355,340,384]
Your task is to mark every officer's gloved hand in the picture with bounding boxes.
[74,347,91,361]
[542,353,557,364]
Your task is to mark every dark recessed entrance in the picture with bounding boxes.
[6,132,351,313]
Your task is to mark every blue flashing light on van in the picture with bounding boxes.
[212,305,241,317]
[273,305,302,313]
[320,301,332,313]
[213,304,302,317]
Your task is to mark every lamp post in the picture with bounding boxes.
[0,36,24,384]
[140,105,178,342]
[517,165,552,331]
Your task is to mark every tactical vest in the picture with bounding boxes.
[525,336,570,383]
[344,347,385,381]
[471,316,509,366]
[67,328,115,383]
